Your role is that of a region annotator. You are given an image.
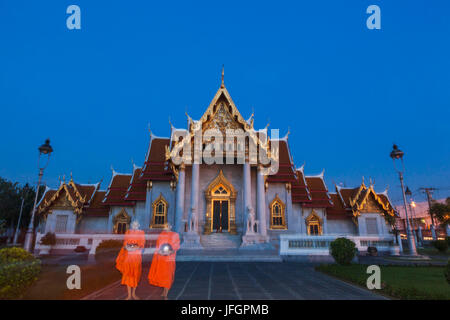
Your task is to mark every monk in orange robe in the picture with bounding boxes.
[116,221,146,300]
[148,224,180,299]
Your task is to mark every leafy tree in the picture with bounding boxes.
[0,177,46,231]
[430,197,450,227]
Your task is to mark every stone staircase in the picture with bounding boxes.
[200,233,242,249]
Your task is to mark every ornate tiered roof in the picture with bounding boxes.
[37,176,108,219]
[327,181,398,223]
[102,171,133,206]
[124,165,146,201]
[141,135,174,181]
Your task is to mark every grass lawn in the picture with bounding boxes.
[22,259,122,300]
[316,264,450,300]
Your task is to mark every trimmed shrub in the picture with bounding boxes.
[95,240,123,262]
[0,247,41,299]
[40,232,56,246]
[329,237,356,265]
[445,261,450,285]
[432,240,448,253]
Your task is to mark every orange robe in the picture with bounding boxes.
[148,231,180,289]
[115,229,146,288]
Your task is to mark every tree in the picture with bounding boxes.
[0,177,45,230]
[430,197,450,227]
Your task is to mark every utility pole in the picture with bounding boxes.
[420,187,437,240]
[13,198,25,245]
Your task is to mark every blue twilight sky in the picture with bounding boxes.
[1,0,449,205]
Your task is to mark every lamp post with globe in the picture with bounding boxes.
[390,144,417,255]
[24,139,53,252]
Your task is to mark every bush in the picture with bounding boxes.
[432,240,448,253]
[444,260,450,285]
[95,240,123,261]
[329,237,356,265]
[0,247,41,299]
[40,232,56,246]
[0,246,36,264]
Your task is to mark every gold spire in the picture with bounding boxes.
[221,65,225,88]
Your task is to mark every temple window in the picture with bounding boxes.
[55,215,68,233]
[269,195,286,229]
[365,217,379,235]
[306,211,323,235]
[151,194,168,228]
[213,185,229,195]
[113,209,130,234]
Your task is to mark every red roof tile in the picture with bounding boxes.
[327,193,351,219]
[303,176,332,207]
[103,174,134,206]
[84,191,109,216]
[125,167,147,201]
[140,137,174,181]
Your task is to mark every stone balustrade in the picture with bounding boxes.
[35,233,160,256]
[279,234,396,256]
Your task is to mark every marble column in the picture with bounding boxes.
[323,211,328,234]
[243,159,252,231]
[144,181,153,230]
[174,164,185,233]
[189,163,200,232]
[256,165,267,236]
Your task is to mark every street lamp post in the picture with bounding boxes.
[390,144,417,255]
[24,139,53,252]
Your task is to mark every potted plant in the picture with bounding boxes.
[39,232,56,255]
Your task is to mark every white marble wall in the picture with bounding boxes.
[357,213,390,236]
[327,219,358,235]
[44,209,77,234]
[76,217,109,234]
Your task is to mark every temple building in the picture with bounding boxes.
[36,73,398,254]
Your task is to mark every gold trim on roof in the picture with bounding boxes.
[348,182,395,223]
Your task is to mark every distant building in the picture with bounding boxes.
[395,199,448,239]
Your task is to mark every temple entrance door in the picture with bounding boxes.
[212,200,229,232]
[204,171,237,235]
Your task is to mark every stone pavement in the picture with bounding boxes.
[83,262,386,300]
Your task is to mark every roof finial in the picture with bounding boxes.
[221,65,225,88]
[70,172,73,182]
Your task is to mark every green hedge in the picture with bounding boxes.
[0,247,41,299]
[329,237,356,265]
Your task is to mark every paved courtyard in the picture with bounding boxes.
[83,262,386,300]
